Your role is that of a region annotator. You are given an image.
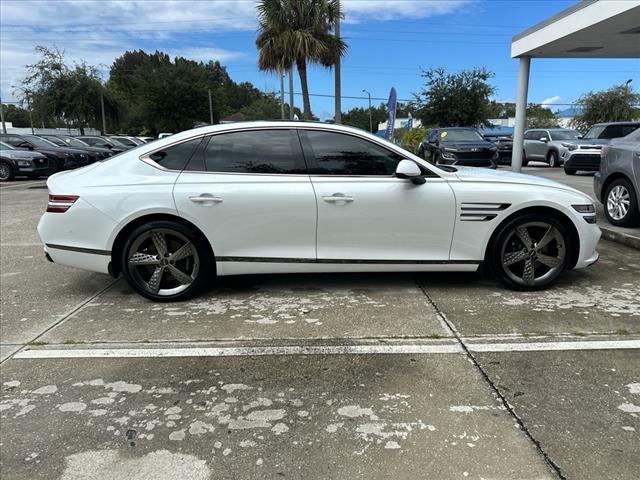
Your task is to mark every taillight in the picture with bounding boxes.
[47,195,79,213]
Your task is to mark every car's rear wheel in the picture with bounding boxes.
[489,214,569,290]
[548,151,558,168]
[604,178,640,227]
[121,221,213,302]
[0,162,15,182]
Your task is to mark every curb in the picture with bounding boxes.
[599,225,640,251]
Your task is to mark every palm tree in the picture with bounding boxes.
[256,0,346,120]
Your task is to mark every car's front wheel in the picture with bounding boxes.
[489,214,569,290]
[604,178,640,227]
[0,161,15,182]
[121,220,213,301]
[548,151,558,168]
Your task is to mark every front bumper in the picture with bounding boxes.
[563,150,601,171]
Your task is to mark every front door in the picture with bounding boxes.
[173,129,317,262]
[300,129,456,262]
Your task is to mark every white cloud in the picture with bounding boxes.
[541,95,562,109]
[0,0,473,101]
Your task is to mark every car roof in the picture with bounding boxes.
[591,121,640,126]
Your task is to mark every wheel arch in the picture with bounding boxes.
[601,172,636,203]
[546,148,560,161]
[109,213,214,277]
[485,206,580,270]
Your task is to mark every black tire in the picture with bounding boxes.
[121,220,214,302]
[0,161,15,182]
[521,151,528,167]
[564,166,576,175]
[604,178,640,227]
[548,151,558,168]
[488,213,570,291]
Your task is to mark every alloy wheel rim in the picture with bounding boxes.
[128,228,199,296]
[607,185,630,221]
[0,164,10,180]
[501,221,565,287]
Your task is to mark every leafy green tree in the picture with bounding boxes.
[571,84,640,131]
[18,46,106,133]
[1,104,32,128]
[400,127,428,154]
[525,104,560,129]
[413,67,495,127]
[256,0,346,119]
[341,102,414,132]
[486,101,516,120]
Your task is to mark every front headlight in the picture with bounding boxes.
[562,143,577,151]
[17,160,31,167]
[441,149,457,160]
[572,204,596,214]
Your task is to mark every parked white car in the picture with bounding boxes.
[38,122,600,301]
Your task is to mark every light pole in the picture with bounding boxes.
[362,89,372,132]
[0,97,6,134]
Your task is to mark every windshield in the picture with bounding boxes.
[440,129,483,142]
[111,137,136,146]
[43,136,66,146]
[23,135,57,147]
[550,130,580,140]
[0,141,15,150]
[64,137,90,147]
[583,125,605,140]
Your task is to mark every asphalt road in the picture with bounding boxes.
[1,177,638,480]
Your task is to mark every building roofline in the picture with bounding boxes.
[512,0,598,42]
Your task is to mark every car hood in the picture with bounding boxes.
[0,149,47,160]
[452,166,589,197]
[566,138,610,146]
[442,141,495,150]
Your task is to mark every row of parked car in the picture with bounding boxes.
[0,134,156,181]
[416,121,639,176]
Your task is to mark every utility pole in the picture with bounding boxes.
[0,97,6,134]
[288,67,294,120]
[334,0,341,124]
[208,89,214,124]
[279,69,285,120]
[100,92,107,135]
[362,89,372,132]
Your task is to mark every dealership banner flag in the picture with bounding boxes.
[385,87,397,140]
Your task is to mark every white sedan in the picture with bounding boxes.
[38,122,600,301]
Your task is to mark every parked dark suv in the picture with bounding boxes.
[593,128,640,227]
[0,134,91,172]
[418,127,498,168]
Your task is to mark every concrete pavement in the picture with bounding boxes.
[1,179,639,480]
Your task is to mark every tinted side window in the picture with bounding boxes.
[149,138,201,171]
[2,136,23,146]
[204,130,305,174]
[305,130,404,175]
[601,125,639,139]
[524,131,534,140]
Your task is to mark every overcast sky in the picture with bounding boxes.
[1,0,638,120]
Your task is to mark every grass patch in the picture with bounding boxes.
[427,334,442,339]
[615,329,630,336]
[573,331,587,337]
[26,341,47,346]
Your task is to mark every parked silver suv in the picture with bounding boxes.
[593,128,640,227]
[523,128,581,167]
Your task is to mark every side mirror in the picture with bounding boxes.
[396,160,425,184]
[578,135,584,139]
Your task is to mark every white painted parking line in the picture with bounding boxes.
[11,339,640,359]
[13,344,463,358]
[467,339,640,352]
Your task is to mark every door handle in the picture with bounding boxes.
[322,193,354,204]
[189,194,223,204]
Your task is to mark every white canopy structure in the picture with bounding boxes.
[510,0,640,171]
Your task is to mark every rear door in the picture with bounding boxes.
[173,128,317,262]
